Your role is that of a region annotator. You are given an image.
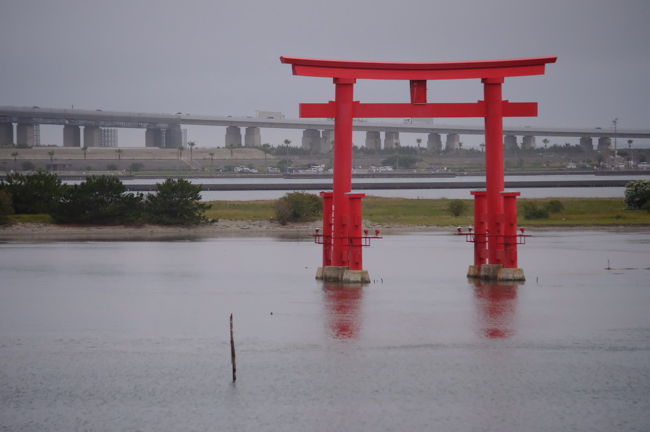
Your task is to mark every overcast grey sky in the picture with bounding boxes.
[1,0,648,147]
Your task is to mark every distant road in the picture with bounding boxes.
[123,179,632,191]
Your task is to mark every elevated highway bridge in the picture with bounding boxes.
[1,105,649,152]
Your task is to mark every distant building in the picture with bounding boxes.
[100,128,118,147]
[256,110,285,119]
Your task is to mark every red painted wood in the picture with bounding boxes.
[281,56,556,80]
[299,101,537,118]
[331,78,355,266]
[471,191,488,267]
[483,78,505,265]
[501,192,521,268]
[347,193,365,271]
[320,192,333,267]
[410,80,427,104]
[281,55,555,274]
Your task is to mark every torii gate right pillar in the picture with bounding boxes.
[476,76,526,281]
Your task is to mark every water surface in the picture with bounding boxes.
[1,232,649,431]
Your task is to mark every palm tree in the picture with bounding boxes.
[47,150,55,162]
[480,143,485,152]
[177,145,184,160]
[416,138,422,149]
[10,151,18,168]
[283,139,291,156]
[188,141,195,161]
[82,145,88,160]
[209,152,215,166]
[627,139,634,167]
[115,149,122,160]
[542,138,549,149]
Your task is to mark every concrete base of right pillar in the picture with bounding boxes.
[497,267,526,281]
[467,264,526,282]
[316,266,370,284]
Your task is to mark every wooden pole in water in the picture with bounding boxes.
[230,313,236,382]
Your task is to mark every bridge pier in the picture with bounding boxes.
[146,128,161,147]
[445,133,460,151]
[165,124,182,149]
[146,127,166,147]
[321,130,334,153]
[598,136,612,151]
[384,131,399,149]
[83,125,101,147]
[522,135,536,150]
[580,136,593,151]
[302,128,321,152]
[244,126,261,147]
[17,123,38,147]
[427,133,442,152]
[504,134,519,152]
[365,131,381,150]
[225,126,242,148]
[0,122,14,146]
[63,125,81,147]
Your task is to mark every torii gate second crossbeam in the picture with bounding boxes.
[281,56,556,283]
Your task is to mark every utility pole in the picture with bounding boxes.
[612,118,618,158]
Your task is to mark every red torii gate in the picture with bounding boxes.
[281,56,556,283]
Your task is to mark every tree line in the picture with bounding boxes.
[0,172,208,225]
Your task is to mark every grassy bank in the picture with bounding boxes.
[204,196,650,227]
[204,200,276,221]
[6,214,54,224]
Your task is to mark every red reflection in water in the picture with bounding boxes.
[322,284,364,339]
[471,280,519,339]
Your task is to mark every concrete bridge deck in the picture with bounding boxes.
[2,105,649,138]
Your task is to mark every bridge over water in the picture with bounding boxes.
[1,105,649,152]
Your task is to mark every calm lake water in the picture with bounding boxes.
[1,231,649,431]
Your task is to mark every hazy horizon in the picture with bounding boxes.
[1,0,648,148]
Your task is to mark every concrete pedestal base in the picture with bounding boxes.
[316,266,370,284]
[467,264,526,282]
[496,267,526,281]
[467,265,481,278]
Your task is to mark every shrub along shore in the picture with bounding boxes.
[205,196,650,227]
[2,173,650,238]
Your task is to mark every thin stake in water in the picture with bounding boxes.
[230,313,237,382]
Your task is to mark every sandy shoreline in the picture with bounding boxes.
[0,220,445,242]
[1,221,649,242]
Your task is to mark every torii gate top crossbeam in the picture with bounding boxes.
[280,56,557,80]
